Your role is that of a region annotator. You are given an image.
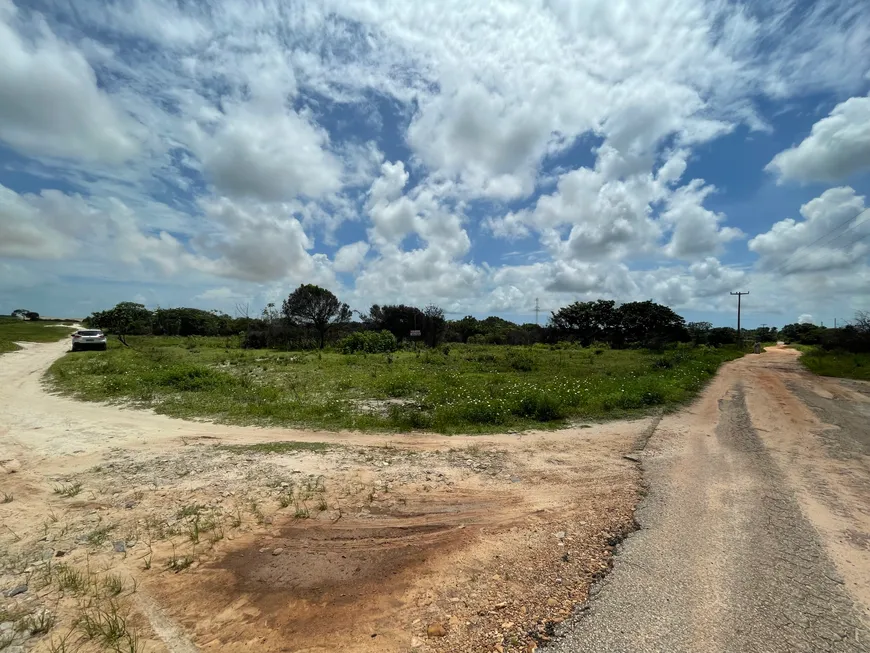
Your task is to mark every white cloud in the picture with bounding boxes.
[2,0,870,320]
[194,102,343,202]
[333,241,370,273]
[748,187,870,274]
[662,181,744,259]
[798,313,814,324]
[0,0,138,162]
[197,198,316,282]
[767,94,870,182]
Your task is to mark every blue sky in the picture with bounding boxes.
[1,0,870,328]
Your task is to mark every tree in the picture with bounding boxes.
[282,284,351,349]
[550,300,618,346]
[86,302,153,346]
[423,305,446,347]
[687,321,713,345]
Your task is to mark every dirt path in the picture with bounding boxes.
[0,341,642,653]
[552,346,870,652]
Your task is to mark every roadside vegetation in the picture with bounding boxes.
[800,350,870,381]
[0,316,77,353]
[783,311,870,381]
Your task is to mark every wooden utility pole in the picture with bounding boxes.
[535,298,540,325]
[731,291,749,345]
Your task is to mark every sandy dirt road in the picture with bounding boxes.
[553,346,870,652]
[0,341,642,653]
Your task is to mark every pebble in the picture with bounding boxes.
[547,598,558,607]
[410,635,425,648]
[272,547,284,556]
[555,531,566,539]
[113,541,126,553]
[426,622,447,638]
[4,584,27,597]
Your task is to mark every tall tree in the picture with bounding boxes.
[87,302,153,346]
[282,284,351,349]
[549,300,618,346]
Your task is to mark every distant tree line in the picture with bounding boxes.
[90,285,861,353]
[778,312,870,353]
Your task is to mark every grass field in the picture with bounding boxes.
[0,317,77,353]
[47,336,742,433]
[799,349,870,381]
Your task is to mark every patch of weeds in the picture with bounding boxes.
[77,602,140,650]
[1,492,12,503]
[249,500,265,524]
[219,441,333,454]
[55,564,88,594]
[46,629,77,653]
[23,608,56,635]
[176,504,205,518]
[317,495,329,512]
[278,493,293,508]
[86,524,115,547]
[103,574,124,597]
[294,504,310,519]
[53,482,82,498]
[230,506,242,528]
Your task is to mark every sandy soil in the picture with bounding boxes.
[0,341,643,652]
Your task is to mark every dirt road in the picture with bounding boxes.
[553,346,870,652]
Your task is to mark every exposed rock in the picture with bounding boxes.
[272,547,284,556]
[4,584,27,597]
[112,541,126,553]
[426,622,447,638]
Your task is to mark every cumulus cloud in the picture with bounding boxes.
[2,0,870,319]
[0,0,137,162]
[333,241,370,273]
[662,181,744,259]
[194,103,343,202]
[197,198,315,282]
[798,314,814,324]
[748,187,870,274]
[767,94,870,182]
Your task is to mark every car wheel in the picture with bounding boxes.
[71,344,78,352]
[99,344,107,351]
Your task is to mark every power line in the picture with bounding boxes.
[765,213,870,277]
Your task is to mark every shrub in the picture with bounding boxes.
[341,330,398,354]
[507,351,534,371]
[514,392,565,421]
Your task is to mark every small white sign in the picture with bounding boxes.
[410,329,422,337]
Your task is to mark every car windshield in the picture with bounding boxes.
[77,330,102,336]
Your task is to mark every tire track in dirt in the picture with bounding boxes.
[551,348,870,652]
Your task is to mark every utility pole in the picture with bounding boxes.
[731,291,749,346]
[535,298,540,325]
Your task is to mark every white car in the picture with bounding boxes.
[71,329,107,351]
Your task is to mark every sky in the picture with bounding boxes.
[1,0,870,328]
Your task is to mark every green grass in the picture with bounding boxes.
[800,349,870,381]
[219,441,334,454]
[0,316,77,353]
[45,336,743,433]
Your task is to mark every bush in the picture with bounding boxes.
[507,351,535,372]
[513,392,565,421]
[341,330,398,354]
